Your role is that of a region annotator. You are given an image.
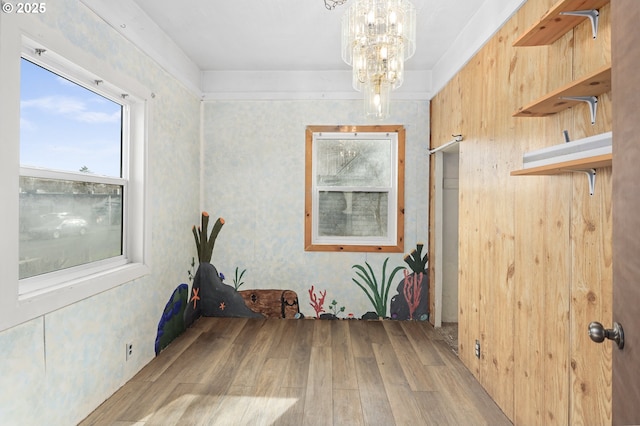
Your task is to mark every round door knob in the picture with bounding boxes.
[588,321,624,350]
[588,321,607,343]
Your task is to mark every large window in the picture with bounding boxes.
[305,125,405,252]
[13,39,148,301]
[19,58,125,284]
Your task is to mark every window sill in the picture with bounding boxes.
[1,262,149,332]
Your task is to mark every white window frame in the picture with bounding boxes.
[0,23,150,332]
[304,125,405,252]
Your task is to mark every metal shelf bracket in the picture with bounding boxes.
[560,9,600,39]
[567,168,597,195]
[560,95,598,124]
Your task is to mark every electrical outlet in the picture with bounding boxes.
[475,339,481,359]
[126,343,133,360]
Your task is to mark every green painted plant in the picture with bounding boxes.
[192,211,224,263]
[233,267,246,290]
[404,243,428,273]
[352,258,405,318]
[329,299,345,316]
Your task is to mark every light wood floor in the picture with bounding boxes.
[81,318,511,425]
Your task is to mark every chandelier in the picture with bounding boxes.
[341,0,416,119]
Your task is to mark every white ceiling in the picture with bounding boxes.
[131,0,483,72]
[82,0,525,99]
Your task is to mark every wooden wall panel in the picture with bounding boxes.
[511,2,575,421]
[476,29,517,419]
[539,117,573,425]
[569,4,613,425]
[534,10,574,426]
[570,167,613,424]
[456,60,483,379]
[429,0,613,424]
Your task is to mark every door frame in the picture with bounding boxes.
[429,136,461,327]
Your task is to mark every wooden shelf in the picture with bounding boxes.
[511,131,612,195]
[513,0,610,46]
[512,131,612,179]
[511,153,611,176]
[513,64,611,118]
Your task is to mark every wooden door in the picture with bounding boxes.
[611,1,640,424]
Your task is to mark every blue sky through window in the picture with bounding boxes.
[20,59,122,177]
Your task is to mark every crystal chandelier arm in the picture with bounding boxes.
[324,0,348,10]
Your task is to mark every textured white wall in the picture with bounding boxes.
[202,100,430,318]
[0,1,201,424]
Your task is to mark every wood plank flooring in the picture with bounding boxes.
[80,318,511,425]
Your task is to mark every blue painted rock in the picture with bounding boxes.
[155,283,188,355]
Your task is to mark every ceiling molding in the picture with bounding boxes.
[201,70,432,101]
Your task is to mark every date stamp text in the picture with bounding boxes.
[2,2,47,14]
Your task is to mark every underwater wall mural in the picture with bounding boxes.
[155,211,302,354]
[155,214,430,355]
[352,257,406,319]
[239,289,300,319]
[390,244,430,321]
[307,286,348,320]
